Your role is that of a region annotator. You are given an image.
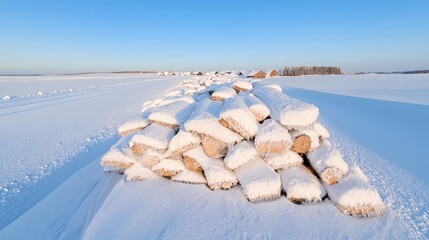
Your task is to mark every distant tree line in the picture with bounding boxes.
[282,66,342,76]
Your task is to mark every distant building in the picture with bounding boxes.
[191,71,203,75]
[247,70,267,78]
[266,69,279,77]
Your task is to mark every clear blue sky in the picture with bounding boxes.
[1,0,428,74]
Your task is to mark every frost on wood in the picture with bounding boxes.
[129,124,175,154]
[262,150,303,170]
[235,159,281,202]
[253,86,319,128]
[324,165,385,217]
[244,93,270,122]
[280,165,326,204]
[184,98,243,145]
[307,143,349,185]
[138,149,162,168]
[219,95,259,140]
[255,119,292,155]
[117,119,150,137]
[224,141,258,170]
[183,147,237,190]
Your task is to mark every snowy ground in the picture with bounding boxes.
[0,74,428,239]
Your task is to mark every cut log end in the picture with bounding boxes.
[149,120,178,129]
[183,155,203,171]
[210,96,224,102]
[292,134,311,154]
[337,204,386,218]
[201,135,228,158]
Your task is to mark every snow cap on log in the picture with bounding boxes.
[171,169,207,185]
[255,119,292,154]
[138,149,163,168]
[101,135,137,170]
[118,118,150,137]
[219,95,259,140]
[148,100,196,128]
[307,143,349,185]
[224,140,258,170]
[235,159,282,202]
[210,86,237,101]
[151,158,186,177]
[253,85,319,128]
[263,150,303,170]
[164,130,200,158]
[324,165,385,217]
[125,162,156,181]
[184,98,243,145]
[129,124,176,154]
[232,80,253,92]
[280,165,326,204]
[244,93,270,122]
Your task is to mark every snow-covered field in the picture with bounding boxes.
[0,73,428,239]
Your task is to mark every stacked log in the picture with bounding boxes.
[100,75,385,218]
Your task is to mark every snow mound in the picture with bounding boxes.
[253,86,319,128]
[280,165,326,204]
[313,122,330,139]
[232,80,253,92]
[235,159,281,202]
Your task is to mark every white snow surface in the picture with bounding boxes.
[184,98,243,144]
[253,85,319,127]
[280,165,326,203]
[129,123,175,150]
[313,122,330,139]
[255,119,292,146]
[224,141,258,170]
[1,74,429,239]
[263,150,303,170]
[235,159,281,202]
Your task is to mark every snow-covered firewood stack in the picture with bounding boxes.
[100,75,385,218]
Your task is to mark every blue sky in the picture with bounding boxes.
[1,0,428,74]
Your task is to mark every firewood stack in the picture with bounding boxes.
[100,74,385,218]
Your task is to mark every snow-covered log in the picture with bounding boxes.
[100,136,137,170]
[210,86,237,101]
[254,119,292,155]
[129,124,175,155]
[253,86,319,128]
[183,147,238,190]
[307,143,349,185]
[148,100,196,128]
[171,169,207,185]
[262,150,303,170]
[325,165,385,217]
[231,80,253,92]
[224,141,258,170]
[244,93,270,122]
[313,122,330,139]
[290,126,320,153]
[235,159,281,202]
[151,158,186,177]
[280,165,326,204]
[118,119,150,137]
[139,149,162,168]
[164,130,200,158]
[219,96,259,140]
[125,162,156,181]
[184,98,243,145]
